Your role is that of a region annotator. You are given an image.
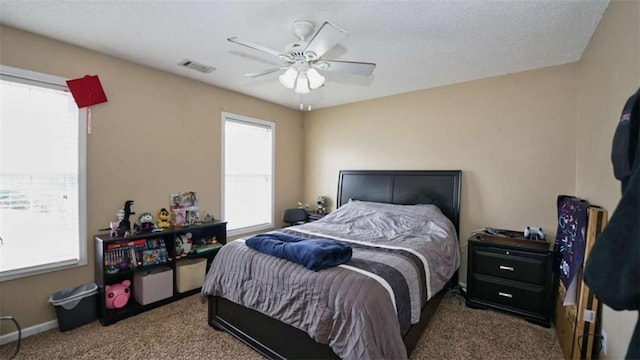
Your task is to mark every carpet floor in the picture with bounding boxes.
[0,294,563,359]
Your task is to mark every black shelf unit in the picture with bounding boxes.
[95,221,226,325]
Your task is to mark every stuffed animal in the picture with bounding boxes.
[175,234,184,257]
[105,280,131,309]
[182,233,193,254]
[316,196,327,215]
[156,208,171,228]
[137,212,155,233]
[175,232,193,258]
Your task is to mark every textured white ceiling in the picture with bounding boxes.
[0,0,610,111]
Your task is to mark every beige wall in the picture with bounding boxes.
[576,0,639,358]
[0,26,304,334]
[304,64,579,278]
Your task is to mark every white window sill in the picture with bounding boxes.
[0,259,87,283]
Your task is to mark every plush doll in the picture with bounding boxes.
[137,212,155,233]
[105,280,131,309]
[316,196,327,215]
[175,234,184,257]
[156,208,171,228]
[175,232,193,258]
[181,232,193,254]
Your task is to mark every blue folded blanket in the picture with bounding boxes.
[245,232,352,271]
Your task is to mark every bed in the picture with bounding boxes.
[202,170,462,359]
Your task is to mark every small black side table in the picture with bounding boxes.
[466,230,555,327]
[307,213,327,222]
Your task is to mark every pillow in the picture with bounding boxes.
[347,198,438,208]
[345,199,439,214]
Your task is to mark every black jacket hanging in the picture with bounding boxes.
[611,89,640,190]
[584,88,639,359]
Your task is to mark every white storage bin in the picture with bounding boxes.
[133,266,173,305]
[176,258,207,293]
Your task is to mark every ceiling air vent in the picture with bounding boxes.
[179,59,215,74]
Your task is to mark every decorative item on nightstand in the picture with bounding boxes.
[316,196,327,215]
[524,226,545,240]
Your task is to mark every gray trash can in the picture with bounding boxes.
[48,282,98,331]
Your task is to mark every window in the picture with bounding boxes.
[0,65,87,282]
[222,112,274,236]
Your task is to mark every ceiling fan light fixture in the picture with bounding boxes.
[294,72,310,94]
[279,68,298,89]
[229,20,376,106]
[306,68,325,89]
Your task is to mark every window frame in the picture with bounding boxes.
[0,64,88,282]
[221,112,275,237]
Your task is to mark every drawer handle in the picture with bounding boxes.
[499,265,514,271]
[498,292,513,298]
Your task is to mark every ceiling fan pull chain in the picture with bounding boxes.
[299,93,312,112]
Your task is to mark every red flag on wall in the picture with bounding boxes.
[66,75,107,108]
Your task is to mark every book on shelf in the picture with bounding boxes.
[106,238,146,250]
[195,243,223,254]
[104,238,168,271]
[142,248,168,265]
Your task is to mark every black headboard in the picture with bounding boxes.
[337,170,462,234]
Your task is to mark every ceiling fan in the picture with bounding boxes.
[228,20,376,94]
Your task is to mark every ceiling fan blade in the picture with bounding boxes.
[228,37,289,61]
[303,22,348,60]
[319,60,376,76]
[244,67,283,78]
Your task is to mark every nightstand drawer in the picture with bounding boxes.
[471,275,545,315]
[307,213,326,222]
[472,248,546,285]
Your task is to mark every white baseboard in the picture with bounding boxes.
[0,319,58,346]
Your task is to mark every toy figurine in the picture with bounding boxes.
[137,212,155,233]
[156,208,171,228]
[109,209,125,237]
[201,211,215,223]
[186,210,200,225]
[181,191,198,208]
[116,200,135,237]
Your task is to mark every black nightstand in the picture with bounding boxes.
[307,212,327,222]
[466,231,555,327]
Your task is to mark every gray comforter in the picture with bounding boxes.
[201,201,459,359]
